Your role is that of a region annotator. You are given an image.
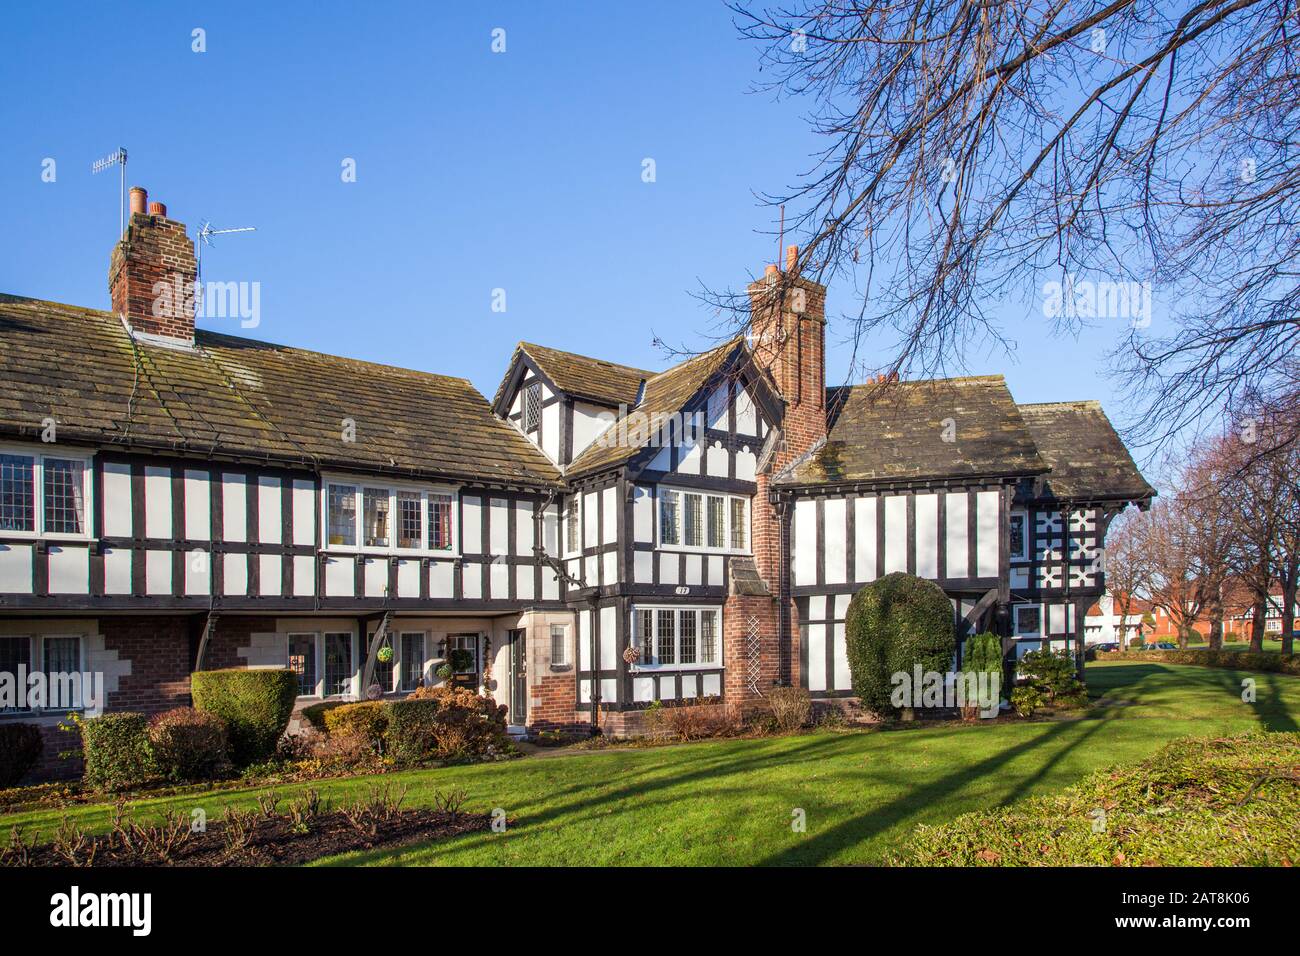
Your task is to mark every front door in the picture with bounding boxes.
[508,628,527,724]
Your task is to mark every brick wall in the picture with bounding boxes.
[528,671,583,732]
[722,592,780,714]
[108,208,197,342]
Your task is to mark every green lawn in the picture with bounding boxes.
[1183,637,1289,653]
[4,661,1298,866]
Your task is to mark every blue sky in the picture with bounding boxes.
[0,0,1147,447]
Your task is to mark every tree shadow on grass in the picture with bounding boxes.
[756,714,1126,865]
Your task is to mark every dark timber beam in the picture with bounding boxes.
[360,609,393,695]
[193,611,220,671]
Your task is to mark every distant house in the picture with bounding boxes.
[1094,581,1298,645]
[1083,593,1149,645]
[0,188,1153,779]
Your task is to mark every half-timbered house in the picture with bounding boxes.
[0,189,1152,776]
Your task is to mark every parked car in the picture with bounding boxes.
[1139,642,1178,651]
[1085,642,1120,660]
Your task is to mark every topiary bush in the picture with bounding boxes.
[845,572,957,716]
[191,669,298,766]
[323,701,388,750]
[147,707,230,782]
[76,712,154,791]
[0,723,44,789]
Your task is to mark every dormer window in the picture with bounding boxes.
[524,382,542,432]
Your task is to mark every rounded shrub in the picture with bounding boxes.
[385,686,508,764]
[0,723,44,789]
[301,700,347,733]
[845,571,957,716]
[148,707,230,782]
[190,668,298,766]
[77,712,154,791]
[323,701,388,749]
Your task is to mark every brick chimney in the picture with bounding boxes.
[748,244,829,476]
[108,186,198,345]
[720,246,829,707]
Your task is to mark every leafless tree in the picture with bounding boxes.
[724,1,1299,458]
[1100,509,1151,647]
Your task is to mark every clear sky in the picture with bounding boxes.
[0,0,1150,453]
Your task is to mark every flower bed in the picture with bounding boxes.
[1,784,492,867]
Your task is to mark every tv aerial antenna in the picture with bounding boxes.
[91,147,128,234]
[195,219,257,314]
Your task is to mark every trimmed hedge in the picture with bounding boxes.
[0,723,44,789]
[383,699,441,764]
[846,572,957,715]
[301,700,347,732]
[897,733,1300,866]
[78,712,154,792]
[1098,649,1300,676]
[385,687,509,764]
[191,669,298,765]
[323,701,388,748]
[148,707,230,782]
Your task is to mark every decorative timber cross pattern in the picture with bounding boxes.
[746,614,762,697]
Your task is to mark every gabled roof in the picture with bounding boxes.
[780,375,1047,486]
[0,294,562,487]
[505,341,653,409]
[566,337,750,478]
[1018,401,1155,502]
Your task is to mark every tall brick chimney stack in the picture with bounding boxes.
[108,186,198,345]
[720,246,829,701]
[748,245,828,477]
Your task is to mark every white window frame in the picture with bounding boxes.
[630,606,722,671]
[286,629,359,700]
[549,623,570,668]
[656,485,749,555]
[523,382,543,433]
[0,633,88,712]
[1009,510,1029,562]
[363,627,430,695]
[1013,603,1043,637]
[563,495,582,557]
[0,445,94,542]
[321,474,459,557]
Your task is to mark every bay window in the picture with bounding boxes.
[634,607,721,668]
[325,480,457,554]
[0,450,92,538]
[657,486,749,553]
